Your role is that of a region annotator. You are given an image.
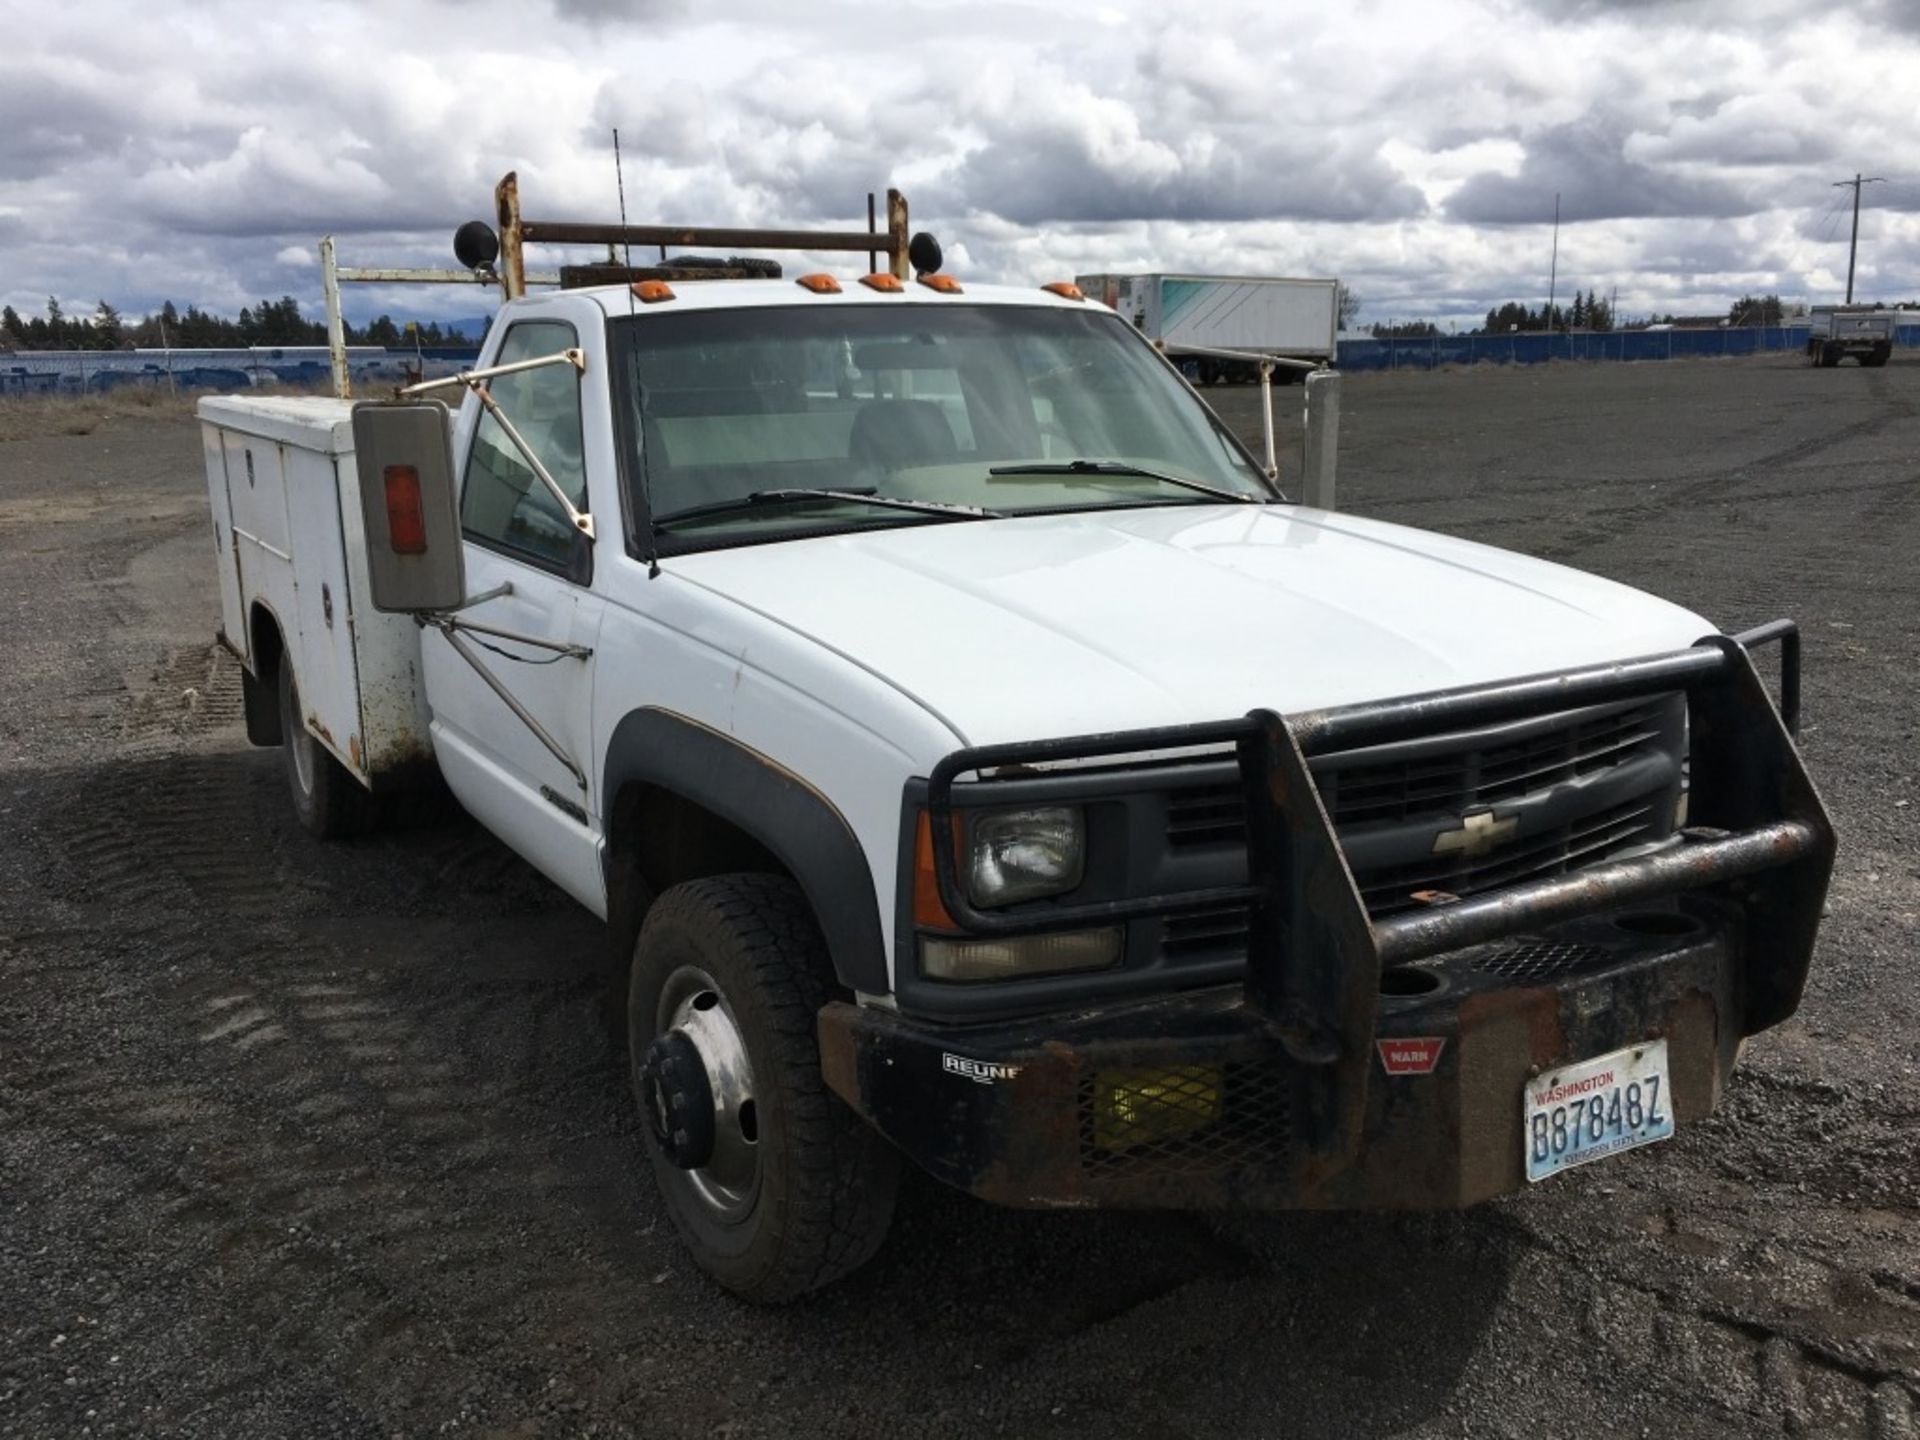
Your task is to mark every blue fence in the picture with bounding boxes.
[0,345,483,397]
[1335,324,1920,372]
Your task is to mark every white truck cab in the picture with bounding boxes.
[200,179,1835,1301]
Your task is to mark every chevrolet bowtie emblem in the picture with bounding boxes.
[1432,810,1518,859]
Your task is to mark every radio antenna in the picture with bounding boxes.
[614,128,636,316]
[613,127,662,577]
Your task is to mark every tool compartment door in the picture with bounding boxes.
[201,422,248,661]
[282,442,366,781]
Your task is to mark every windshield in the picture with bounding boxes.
[614,302,1271,544]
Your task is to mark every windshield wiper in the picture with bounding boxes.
[654,487,1004,531]
[986,460,1261,505]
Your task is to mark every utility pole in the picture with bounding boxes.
[1833,172,1886,304]
[1545,192,1560,332]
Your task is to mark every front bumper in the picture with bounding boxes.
[825,625,1832,1210]
[822,901,1743,1209]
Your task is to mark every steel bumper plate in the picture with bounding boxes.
[820,908,1744,1211]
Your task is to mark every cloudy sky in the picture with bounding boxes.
[4,0,1920,332]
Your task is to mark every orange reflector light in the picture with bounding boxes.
[917,273,963,294]
[383,464,427,555]
[632,279,676,304]
[796,273,842,294]
[912,811,961,931]
[859,272,904,293]
[1041,281,1084,301]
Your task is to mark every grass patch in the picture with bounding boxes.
[0,381,334,443]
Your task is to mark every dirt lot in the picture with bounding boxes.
[2,355,1916,1439]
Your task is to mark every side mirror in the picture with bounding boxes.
[351,400,466,613]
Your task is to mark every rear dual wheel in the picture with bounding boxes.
[276,659,372,839]
[629,875,898,1302]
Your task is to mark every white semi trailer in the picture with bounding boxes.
[1077,273,1339,383]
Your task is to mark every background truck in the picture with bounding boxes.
[1076,272,1339,383]
[1807,306,1896,367]
[198,174,1832,1303]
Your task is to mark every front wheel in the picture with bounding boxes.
[629,874,898,1302]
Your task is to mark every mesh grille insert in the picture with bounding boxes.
[1077,1063,1291,1179]
[1471,939,1615,982]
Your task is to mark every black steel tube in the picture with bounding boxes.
[521,220,883,253]
[1372,820,1818,966]
[1732,619,1800,735]
[1287,645,1725,757]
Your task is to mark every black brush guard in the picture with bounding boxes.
[897,625,1831,1188]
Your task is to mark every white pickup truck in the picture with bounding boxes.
[199,181,1834,1302]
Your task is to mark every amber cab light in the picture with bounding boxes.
[917,273,963,294]
[383,464,427,555]
[859,273,905,293]
[1041,281,1085,301]
[796,273,842,294]
[632,279,676,304]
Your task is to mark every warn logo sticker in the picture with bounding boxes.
[1377,1037,1447,1075]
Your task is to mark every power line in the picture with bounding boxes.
[1832,172,1886,303]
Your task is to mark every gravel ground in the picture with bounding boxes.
[1,354,1916,1439]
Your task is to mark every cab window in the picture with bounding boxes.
[461,320,587,568]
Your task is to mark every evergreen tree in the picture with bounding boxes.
[1,304,24,345]
[94,299,124,349]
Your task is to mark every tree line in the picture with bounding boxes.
[1,296,468,351]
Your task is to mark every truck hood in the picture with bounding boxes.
[672,504,1716,751]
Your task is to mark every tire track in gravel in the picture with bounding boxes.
[2,908,648,1428]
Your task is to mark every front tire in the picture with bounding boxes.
[628,875,898,1302]
[276,658,371,839]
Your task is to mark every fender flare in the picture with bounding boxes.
[601,708,889,996]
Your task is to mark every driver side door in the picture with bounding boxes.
[424,315,608,915]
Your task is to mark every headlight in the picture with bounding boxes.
[966,805,1085,907]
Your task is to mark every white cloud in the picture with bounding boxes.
[1,0,1918,334]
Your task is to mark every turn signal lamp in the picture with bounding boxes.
[912,811,959,931]
[383,464,427,555]
[917,274,963,294]
[1041,282,1085,301]
[796,273,842,294]
[632,279,676,304]
[860,273,905,293]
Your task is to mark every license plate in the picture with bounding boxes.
[1523,1040,1673,1183]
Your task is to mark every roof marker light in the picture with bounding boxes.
[632,279,676,304]
[1041,282,1085,301]
[796,273,842,294]
[917,274,963,294]
[860,273,905,293]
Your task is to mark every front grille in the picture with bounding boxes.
[1076,1063,1291,1179]
[1322,701,1665,826]
[1156,697,1679,936]
[1164,700,1668,848]
[1358,799,1657,917]
[1163,904,1252,958]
